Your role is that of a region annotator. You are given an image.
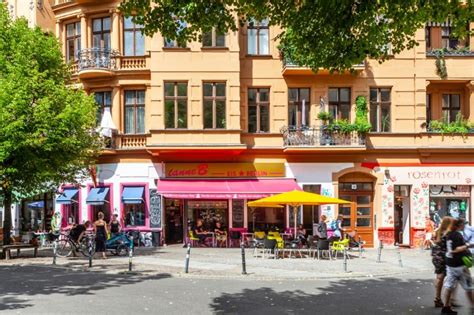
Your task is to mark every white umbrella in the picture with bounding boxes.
[99,107,116,137]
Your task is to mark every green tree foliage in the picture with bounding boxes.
[0,7,100,244]
[120,0,473,72]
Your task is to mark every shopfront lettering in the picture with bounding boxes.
[167,163,209,177]
[408,171,461,180]
[165,163,285,178]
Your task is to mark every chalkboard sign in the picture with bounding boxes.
[149,189,162,229]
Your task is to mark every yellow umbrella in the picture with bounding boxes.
[247,190,351,236]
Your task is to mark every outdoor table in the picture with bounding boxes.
[281,233,293,240]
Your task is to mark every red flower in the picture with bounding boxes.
[421,182,428,189]
[418,198,424,204]
[390,176,397,182]
[383,194,387,199]
[389,220,394,224]
[413,188,420,194]
[466,178,472,184]
[388,202,393,207]
[387,185,394,192]
[415,221,419,226]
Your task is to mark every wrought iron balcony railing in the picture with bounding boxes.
[78,48,120,71]
[426,49,474,57]
[281,126,366,147]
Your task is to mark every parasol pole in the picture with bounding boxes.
[293,205,298,238]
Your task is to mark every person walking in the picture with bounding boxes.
[317,215,328,240]
[109,214,121,237]
[431,216,453,308]
[94,212,109,259]
[442,218,474,314]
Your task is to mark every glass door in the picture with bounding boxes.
[338,191,374,247]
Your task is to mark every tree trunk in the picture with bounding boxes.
[3,190,12,245]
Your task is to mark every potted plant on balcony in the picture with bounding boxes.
[354,95,371,145]
[318,111,333,145]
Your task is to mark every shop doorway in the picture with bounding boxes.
[338,173,375,247]
[394,185,411,245]
[164,199,184,244]
[302,185,321,234]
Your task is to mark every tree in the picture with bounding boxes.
[120,0,474,72]
[0,7,101,244]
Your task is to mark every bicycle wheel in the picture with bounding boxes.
[55,239,73,258]
[80,238,96,257]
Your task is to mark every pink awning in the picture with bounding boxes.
[157,178,301,199]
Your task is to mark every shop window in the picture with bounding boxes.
[202,27,225,47]
[124,204,146,227]
[370,88,391,132]
[248,205,284,232]
[187,200,228,230]
[165,82,188,128]
[65,21,81,62]
[203,82,226,129]
[124,90,145,134]
[247,18,269,55]
[232,199,245,228]
[328,88,351,120]
[288,88,310,128]
[248,88,270,133]
[442,94,461,123]
[123,17,145,56]
[429,185,470,224]
[92,17,111,50]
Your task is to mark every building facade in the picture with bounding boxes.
[20,0,474,247]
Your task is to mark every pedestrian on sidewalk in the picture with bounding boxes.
[431,216,452,308]
[442,218,474,314]
[94,212,109,259]
[109,214,121,238]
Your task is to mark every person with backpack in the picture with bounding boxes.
[328,215,343,242]
[442,218,474,314]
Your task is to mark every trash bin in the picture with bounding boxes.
[152,231,161,247]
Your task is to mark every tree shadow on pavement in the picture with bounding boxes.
[0,265,171,311]
[210,277,441,315]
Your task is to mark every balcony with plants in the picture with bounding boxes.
[281,96,370,148]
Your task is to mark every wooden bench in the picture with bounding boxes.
[1,244,38,260]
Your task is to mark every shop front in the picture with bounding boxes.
[159,162,300,245]
[378,165,474,246]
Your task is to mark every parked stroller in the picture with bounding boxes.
[106,233,132,256]
[345,231,365,251]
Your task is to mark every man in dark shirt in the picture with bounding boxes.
[442,219,473,314]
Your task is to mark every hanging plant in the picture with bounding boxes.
[434,49,447,79]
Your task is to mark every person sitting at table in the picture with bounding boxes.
[296,224,307,245]
[214,221,227,247]
[193,219,209,247]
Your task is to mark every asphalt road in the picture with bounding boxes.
[0,265,472,315]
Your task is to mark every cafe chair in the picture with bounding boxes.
[316,239,332,260]
[331,238,350,259]
[229,230,242,248]
[187,230,200,247]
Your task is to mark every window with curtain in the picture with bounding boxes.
[203,82,226,129]
[202,27,226,47]
[92,17,111,50]
[441,26,459,49]
[124,90,145,134]
[442,94,461,122]
[164,82,188,128]
[288,88,310,128]
[247,19,269,55]
[66,22,81,62]
[328,88,351,120]
[94,91,112,123]
[248,88,270,133]
[123,17,145,56]
[370,88,391,132]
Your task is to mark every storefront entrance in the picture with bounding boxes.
[164,199,184,244]
[394,185,411,245]
[338,174,375,247]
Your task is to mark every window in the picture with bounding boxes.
[164,82,188,128]
[425,27,431,49]
[288,88,310,128]
[328,88,351,120]
[124,90,145,134]
[123,17,145,56]
[92,17,111,49]
[164,20,187,48]
[94,91,112,123]
[441,27,459,49]
[248,88,270,133]
[203,82,226,129]
[203,28,225,47]
[123,186,146,227]
[66,22,81,62]
[442,94,461,122]
[247,19,269,55]
[426,94,432,124]
[370,88,391,132]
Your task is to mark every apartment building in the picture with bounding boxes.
[21,0,474,247]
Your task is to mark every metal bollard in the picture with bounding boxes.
[343,248,348,272]
[52,239,57,265]
[88,238,93,268]
[184,243,191,273]
[128,236,134,272]
[358,236,362,258]
[397,246,403,267]
[241,242,247,275]
[376,242,383,263]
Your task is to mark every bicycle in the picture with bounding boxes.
[55,232,96,258]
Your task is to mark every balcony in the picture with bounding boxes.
[281,126,366,149]
[426,48,474,57]
[115,134,148,149]
[282,57,365,75]
[77,48,119,79]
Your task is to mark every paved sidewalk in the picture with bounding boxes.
[0,245,433,280]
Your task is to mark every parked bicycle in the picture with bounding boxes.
[55,232,96,258]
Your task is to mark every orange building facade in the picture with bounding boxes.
[37,0,474,247]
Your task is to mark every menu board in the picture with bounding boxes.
[149,189,162,229]
[232,200,244,228]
